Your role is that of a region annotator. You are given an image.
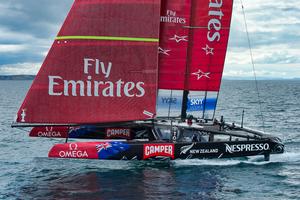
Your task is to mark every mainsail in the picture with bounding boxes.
[157,0,233,119]
[15,0,161,124]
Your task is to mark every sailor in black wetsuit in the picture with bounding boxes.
[192,133,199,142]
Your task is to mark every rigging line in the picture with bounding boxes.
[240,0,265,133]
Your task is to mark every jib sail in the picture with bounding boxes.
[157,0,233,119]
[15,0,161,124]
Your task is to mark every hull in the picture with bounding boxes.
[49,140,284,160]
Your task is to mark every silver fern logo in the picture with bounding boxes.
[180,143,195,154]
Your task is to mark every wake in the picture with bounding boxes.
[172,152,300,167]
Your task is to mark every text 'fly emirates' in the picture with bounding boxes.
[48,58,145,98]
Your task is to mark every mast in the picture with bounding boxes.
[180,0,195,120]
[181,90,189,120]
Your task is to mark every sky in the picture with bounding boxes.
[0,0,299,79]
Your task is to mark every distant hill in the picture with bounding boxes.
[0,75,35,80]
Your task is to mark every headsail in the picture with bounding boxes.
[15,0,161,124]
[157,0,233,119]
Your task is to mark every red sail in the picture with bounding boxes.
[158,0,191,90]
[186,0,233,91]
[16,0,161,124]
[159,0,233,91]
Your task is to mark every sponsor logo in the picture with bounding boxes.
[190,149,219,154]
[180,143,218,155]
[58,143,89,158]
[160,10,186,24]
[48,58,145,98]
[187,98,217,111]
[225,143,270,153]
[143,144,174,159]
[105,128,131,139]
[187,98,204,112]
[189,98,204,106]
[207,1,224,42]
[37,126,62,137]
[161,97,177,105]
[180,143,195,154]
[21,109,26,122]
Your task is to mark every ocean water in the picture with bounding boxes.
[0,80,299,200]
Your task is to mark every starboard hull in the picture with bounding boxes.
[48,140,284,160]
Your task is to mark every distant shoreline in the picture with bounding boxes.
[0,75,35,80]
[0,75,299,81]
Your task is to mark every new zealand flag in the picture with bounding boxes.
[96,142,130,159]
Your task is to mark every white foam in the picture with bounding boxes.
[172,159,244,166]
[172,152,300,167]
[264,152,300,163]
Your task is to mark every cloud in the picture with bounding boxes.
[0,44,26,53]
[0,0,73,38]
[230,0,300,49]
[0,0,73,67]
[223,0,300,78]
[223,63,300,79]
[0,62,41,75]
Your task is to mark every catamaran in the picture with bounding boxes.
[12,0,284,161]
